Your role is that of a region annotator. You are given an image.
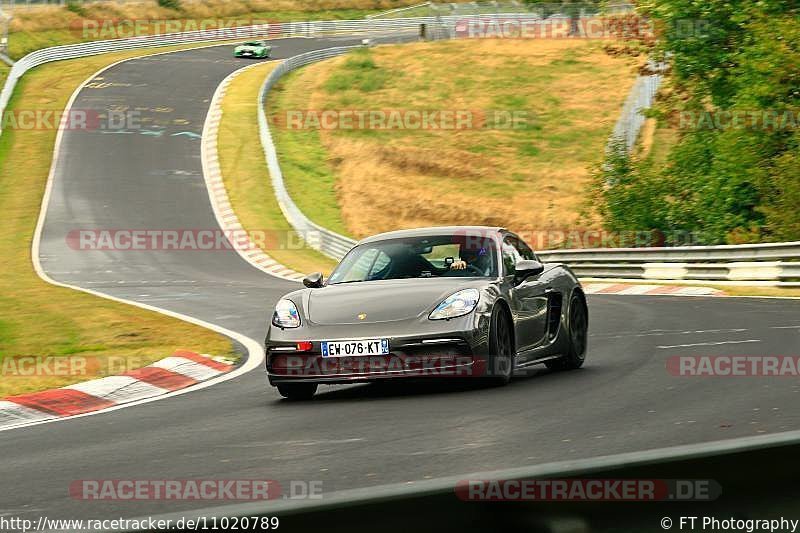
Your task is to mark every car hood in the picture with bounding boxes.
[236,45,260,51]
[307,278,486,325]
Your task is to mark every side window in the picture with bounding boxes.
[340,248,378,283]
[501,237,520,276]
[367,250,391,279]
[513,237,536,261]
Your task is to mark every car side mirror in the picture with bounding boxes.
[303,272,324,288]
[514,260,545,284]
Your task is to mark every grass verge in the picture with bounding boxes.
[0,64,9,88]
[217,63,338,276]
[266,39,643,239]
[267,68,351,236]
[0,42,240,398]
[711,286,800,298]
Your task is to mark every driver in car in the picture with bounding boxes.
[450,247,492,275]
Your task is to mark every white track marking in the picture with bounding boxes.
[656,339,762,349]
[0,401,54,426]
[617,284,662,295]
[593,328,748,339]
[582,282,724,296]
[64,376,169,404]
[151,357,223,381]
[9,45,275,433]
[200,62,305,282]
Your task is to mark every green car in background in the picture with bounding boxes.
[234,40,272,59]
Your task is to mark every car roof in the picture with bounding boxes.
[357,226,506,245]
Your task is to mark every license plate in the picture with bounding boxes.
[322,339,389,357]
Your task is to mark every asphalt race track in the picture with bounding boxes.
[1,38,799,521]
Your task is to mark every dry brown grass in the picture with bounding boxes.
[9,0,446,33]
[278,39,642,238]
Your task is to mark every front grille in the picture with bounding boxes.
[270,350,476,378]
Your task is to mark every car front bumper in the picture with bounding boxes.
[266,315,493,385]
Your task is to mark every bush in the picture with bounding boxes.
[65,0,87,17]
[157,0,182,11]
[594,2,800,244]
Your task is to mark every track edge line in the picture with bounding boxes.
[16,44,268,434]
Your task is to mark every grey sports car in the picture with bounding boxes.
[265,226,588,400]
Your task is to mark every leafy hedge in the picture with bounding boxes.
[595,0,800,244]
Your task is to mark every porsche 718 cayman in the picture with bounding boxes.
[265,227,588,399]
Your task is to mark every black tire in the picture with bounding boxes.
[486,305,515,385]
[276,383,317,400]
[546,292,588,371]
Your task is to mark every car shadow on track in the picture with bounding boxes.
[269,366,581,404]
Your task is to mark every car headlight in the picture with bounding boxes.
[272,299,301,328]
[429,289,480,320]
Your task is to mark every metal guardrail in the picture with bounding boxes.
[257,46,360,261]
[367,2,433,19]
[537,244,800,283]
[0,13,537,137]
[537,241,800,263]
[557,262,800,283]
[610,70,662,151]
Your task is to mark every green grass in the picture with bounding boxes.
[217,63,338,276]
[0,64,9,88]
[0,42,239,397]
[323,49,396,93]
[267,70,352,236]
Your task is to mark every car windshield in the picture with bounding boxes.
[327,234,498,284]
[242,41,262,46]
